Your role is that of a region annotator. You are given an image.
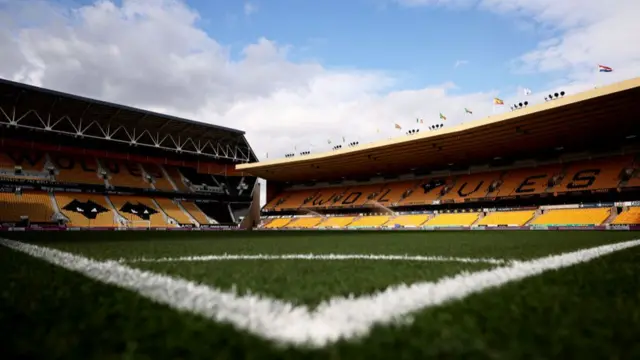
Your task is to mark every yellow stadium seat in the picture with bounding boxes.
[387,214,430,227]
[0,191,55,223]
[109,195,176,228]
[612,207,640,225]
[348,215,390,227]
[425,213,479,227]
[318,216,355,228]
[531,208,610,226]
[181,202,210,225]
[55,192,117,227]
[264,218,292,228]
[477,211,535,226]
[286,217,324,228]
[154,198,194,225]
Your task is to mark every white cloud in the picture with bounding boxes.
[396,0,640,84]
[0,0,503,158]
[1,0,638,206]
[243,2,258,16]
[454,60,469,68]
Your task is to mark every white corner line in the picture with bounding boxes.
[120,253,509,265]
[1,238,639,348]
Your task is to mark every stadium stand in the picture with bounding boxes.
[3,76,640,231]
[0,191,55,223]
[348,215,391,228]
[55,193,117,228]
[180,202,212,225]
[612,207,640,225]
[531,208,611,226]
[247,78,640,231]
[477,211,536,226]
[0,78,259,229]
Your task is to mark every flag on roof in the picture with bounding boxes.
[416,118,424,124]
[265,152,268,158]
[523,88,532,96]
[598,64,613,72]
[394,123,402,130]
[493,97,504,105]
[439,113,447,120]
[327,139,331,144]
[342,136,346,143]
[464,108,472,114]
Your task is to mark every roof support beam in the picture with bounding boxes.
[0,104,250,162]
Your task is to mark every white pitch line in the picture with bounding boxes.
[121,253,509,265]
[1,238,639,348]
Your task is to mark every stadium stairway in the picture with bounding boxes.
[180,201,212,226]
[603,206,619,225]
[104,195,128,225]
[150,198,180,226]
[155,198,197,226]
[175,201,200,226]
[48,192,66,223]
[155,165,180,191]
[611,207,640,225]
[470,212,485,227]
[524,209,542,226]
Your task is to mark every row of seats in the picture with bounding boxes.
[0,191,212,228]
[0,150,252,193]
[265,155,638,211]
[263,207,625,228]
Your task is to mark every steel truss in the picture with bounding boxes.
[0,105,253,162]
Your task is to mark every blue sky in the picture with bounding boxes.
[2,0,636,162]
[184,0,556,94]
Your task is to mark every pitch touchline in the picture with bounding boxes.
[2,238,639,348]
[120,253,510,265]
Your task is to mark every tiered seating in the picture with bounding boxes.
[285,217,323,228]
[477,211,535,226]
[440,172,502,202]
[0,151,46,171]
[612,207,640,225]
[495,165,562,197]
[531,208,610,226]
[0,191,55,223]
[264,218,291,228]
[556,156,631,192]
[181,202,211,225]
[109,196,175,228]
[387,214,430,227]
[397,178,452,206]
[266,189,317,211]
[164,167,190,192]
[379,180,419,206]
[103,160,151,188]
[338,184,388,207]
[425,213,479,227]
[318,216,355,227]
[55,193,116,227]
[154,198,193,225]
[301,187,349,209]
[143,164,176,191]
[348,215,391,227]
[54,157,106,185]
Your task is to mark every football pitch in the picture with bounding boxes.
[2,230,640,359]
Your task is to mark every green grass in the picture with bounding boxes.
[132,260,493,306]
[2,230,640,359]
[15,230,639,260]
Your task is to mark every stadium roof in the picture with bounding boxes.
[238,77,640,182]
[0,78,255,162]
